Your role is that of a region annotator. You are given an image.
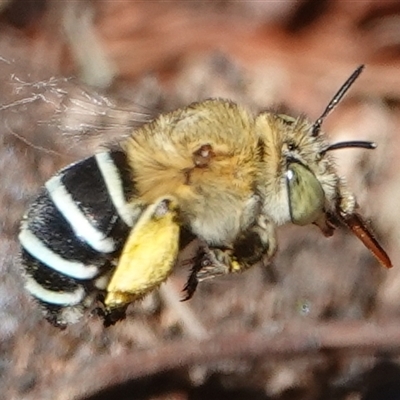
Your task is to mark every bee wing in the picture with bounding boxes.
[44,76,156,146]
[0,56,153,158]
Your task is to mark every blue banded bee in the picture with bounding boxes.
[19,65,392,327]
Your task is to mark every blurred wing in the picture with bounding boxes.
[0,56,154,159]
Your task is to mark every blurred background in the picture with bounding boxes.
[1,1,400,399]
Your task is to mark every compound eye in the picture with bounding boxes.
[286,162,325,225]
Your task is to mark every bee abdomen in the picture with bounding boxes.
[19,150,138,326]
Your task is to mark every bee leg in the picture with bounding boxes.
[182,218,277,299]
[231,217,277,270]
[182,246,231,301]
[92,291,128,326]
[103,306,128,327]
[93,304,128,326]
[181,255,201,301]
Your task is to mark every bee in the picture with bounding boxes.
[18,65,392,327]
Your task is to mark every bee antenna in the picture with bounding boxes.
[321,140,376,155]
[311,65,365,137]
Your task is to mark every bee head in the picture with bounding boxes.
[260,66,391,269]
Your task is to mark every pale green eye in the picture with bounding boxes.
[285,162,325,225]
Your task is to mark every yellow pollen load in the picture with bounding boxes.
[105,196,180,309]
